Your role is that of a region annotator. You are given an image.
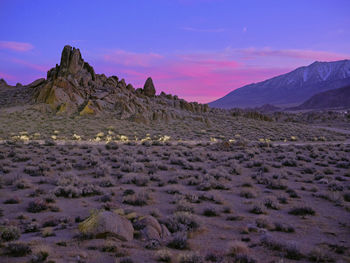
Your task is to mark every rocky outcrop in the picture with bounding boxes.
[34,46,95,113]
[0,78,8,88]
[134,215,170,242]
[18,45,210,122]
[27,78,46,89]
[78,210,134,241]
[143,77,156,97]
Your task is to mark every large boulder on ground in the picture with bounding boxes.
[135,215,171,241]
[143,77,156,97]
[78,210,134,241]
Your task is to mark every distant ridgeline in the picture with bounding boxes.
[0,45,209,124]
[210,59,350,109]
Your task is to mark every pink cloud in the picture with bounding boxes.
[240,48,349,61]
[0,41,34,52]
[103,49,163,67]
[98,49,291,103]
[0,71,16,81]
[11,58,48,72]
[91,47,350,103]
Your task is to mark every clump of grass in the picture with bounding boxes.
[120,257,134,263]
[203,207,219,217]
[255,218,273,230]
[155,249,172,262]
[42,227,55,237]
[167,234,189,250]
[164,212,200,233]
[176,201,195,213]
[308,248,334,262]
[0,226,21,241]
[30,245,50,263]
[260,235,303,260]
[15,178,31,189]
[288,206,315,216]
[205,250,224,262]
[264,197,279,210]
[4,196,20,204]
[179,252,203,263]
[240,189,257,199]
[123,191,151,206]
[227,241,250,259]
[101,243,118,253]
[343,192,350,202]
[30,251,49,263]
[273,222,295,233]
[27,199,48,213]
[249,204,266,214]
[81,184,103,196]
[54,186,81,198]
[5,242,32,257]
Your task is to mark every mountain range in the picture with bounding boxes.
[209,60,350,108]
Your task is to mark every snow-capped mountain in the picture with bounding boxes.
[209,60,350,108]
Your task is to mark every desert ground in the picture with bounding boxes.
[0,110,349,263]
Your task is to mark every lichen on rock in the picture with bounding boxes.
[78,210,134,241]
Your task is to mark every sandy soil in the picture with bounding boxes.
[0,139,349,263]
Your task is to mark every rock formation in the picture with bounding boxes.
[143,77,156,97]
[0,78,8,88]
[78,210,134,241]
[23,45,209,122]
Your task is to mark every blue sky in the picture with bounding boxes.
[0,0,349,102]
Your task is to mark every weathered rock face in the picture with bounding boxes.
[27,78,46,89]
[78,211,134,241]
[135,215,171,242]
[28,45,210,122]
[0,78,8,88]
[34,45,96,113]
[143,77,156,97]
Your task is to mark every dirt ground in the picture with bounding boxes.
[0,135,349,262]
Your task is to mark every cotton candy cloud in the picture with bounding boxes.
[11,58,48,72]
[0,41,34,52]
[0,71,16,81]
[238,48,349,61]
[103,49,163,67]
[98,49,291,102]
[101,47,348,103]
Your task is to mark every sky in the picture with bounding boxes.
[0,0,349,103]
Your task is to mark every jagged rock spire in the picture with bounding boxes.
[47,45,95,81]
[143,77,156,97]
[0,78,8,88]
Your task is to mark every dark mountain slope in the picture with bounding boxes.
[209,60,350,108]
[293,85,350,110]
